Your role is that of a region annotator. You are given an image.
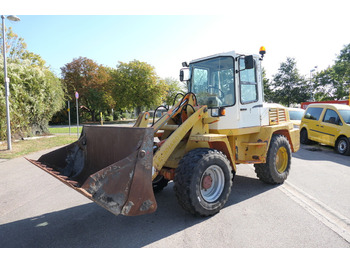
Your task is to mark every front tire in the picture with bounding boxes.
[335,137,350,155]
[174,148,233,217]
[254,134,292,184]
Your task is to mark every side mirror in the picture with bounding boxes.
[179,68,190,82]
[244,55,254,69]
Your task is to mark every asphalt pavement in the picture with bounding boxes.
[0,144,350,248]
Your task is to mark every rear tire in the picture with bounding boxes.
[335,137,350,155]
[254,134,291,184]
[300,128,311,145]
[174,148,233,217]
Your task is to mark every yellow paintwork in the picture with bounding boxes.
[269,107,287,125]
[152,106,208,179]
[300,103,350,147]
[150,92,299,181]
[153,109,298,178]
[276,147,288,173]
[188,133,236,172]
[210,123,299,164]
[133,112,150,128]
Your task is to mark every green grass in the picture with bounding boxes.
[0,135,78,159]
[49,127,83,134]
[1,122,137,160]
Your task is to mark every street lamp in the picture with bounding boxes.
[310,66,318,80]
[2,15,20,150]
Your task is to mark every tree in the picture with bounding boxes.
[262,68,274,102]
[1,26,46,67]
[61,57,113,121]
[272,57,312,107]
[162,77,186,106]
[0,26,26,60]
[313,67,339,100]
[111,60,167,115]
[1,26,64,140]
[313,43,350,101]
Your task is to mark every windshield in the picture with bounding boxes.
[189,56,235,108]
[339,110,350,124]
[289,110,304,120]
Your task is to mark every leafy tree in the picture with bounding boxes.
[1,26,64,140]
[1,26,46,67]
[313,67,338,100]
[314,43,350,101]
[162,77,186,106]
[111,60,167,115]
[0,26,26,60]
[271,57,312,107]
[61,57,114,121]
[262,68,274,102]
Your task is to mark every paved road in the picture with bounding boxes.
[0,144,349,248]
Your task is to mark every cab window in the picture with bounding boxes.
[192,68,208,90]
[190,57,235,108]
[339,110,350,124]
[304,107,323,120]
[323,109,342,125]
[239,58,258,104]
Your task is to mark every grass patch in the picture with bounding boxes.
[49,127,83,134]
[0,135,78,159]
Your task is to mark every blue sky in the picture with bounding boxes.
[6,15,219,78]
[3,0,350,80]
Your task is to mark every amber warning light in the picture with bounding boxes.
[219,107,226,116]
[259,46,266,59]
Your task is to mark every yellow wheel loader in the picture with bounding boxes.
[28,47,299,217]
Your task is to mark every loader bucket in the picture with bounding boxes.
[27,125,157,216]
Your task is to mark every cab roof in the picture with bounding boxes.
[307,103,350,110]
[190,51,237,64]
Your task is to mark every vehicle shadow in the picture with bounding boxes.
[293,144,350,167]
[0,175,275,248]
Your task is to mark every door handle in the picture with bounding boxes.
[240,108,247,111]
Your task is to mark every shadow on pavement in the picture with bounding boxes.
[0,175,275,248]
[293,144,350,167]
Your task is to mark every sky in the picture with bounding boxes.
[2,0,350,81]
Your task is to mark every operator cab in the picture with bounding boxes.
[180,49,264,130]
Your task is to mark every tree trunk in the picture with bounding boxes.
[136,106,142,117]
[91,110,96,122]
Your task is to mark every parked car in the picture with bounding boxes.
[287,108,305,128]
[300,103,350,155]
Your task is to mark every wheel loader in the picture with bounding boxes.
[28,47,300,217]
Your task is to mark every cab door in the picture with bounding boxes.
[320,109,342,146]
[238,57,262,128]
[303,107,324,142]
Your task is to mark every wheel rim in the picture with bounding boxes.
[276,147,288,173]
[200,165,225,203]
[338,140,347,153]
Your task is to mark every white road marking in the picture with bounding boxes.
[280,181,350,243]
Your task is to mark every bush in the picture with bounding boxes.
[0,59,65,140]
[105,114,113,122]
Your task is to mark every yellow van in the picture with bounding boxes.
[300,103,350,155]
